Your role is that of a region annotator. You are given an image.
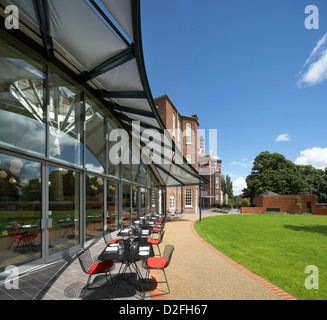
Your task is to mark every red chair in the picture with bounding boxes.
[77,248,115,299]
[14,228,38,251]
[147,230,165,256]
[152,221,165,234]
[142,245,174,297]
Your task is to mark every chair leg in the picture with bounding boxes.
[143,268,170,297]
[155,244,161,257]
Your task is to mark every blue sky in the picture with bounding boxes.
[140,0,327,195]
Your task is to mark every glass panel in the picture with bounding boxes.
[122,147,132,181]
[132,185,138,222]
[85,97,105,174]
[146,188,151,214]
[107,113,120,178]
[49,73,83,167]
[140,187,146,216]
[152,189,158,214]
[85,174,104,242]
[0,39,46,156]
[48,165,80,255]
[122,184,131,227]
[107,180,119,232]
[0,153,42,272]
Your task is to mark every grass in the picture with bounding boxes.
[194,214,327,300]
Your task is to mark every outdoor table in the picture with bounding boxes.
[98,238,154,299]
[117,227,151,238]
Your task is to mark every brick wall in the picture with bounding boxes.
[241,194,327,215]
[241,207,266,214]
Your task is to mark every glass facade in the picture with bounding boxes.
[0,33,161,273]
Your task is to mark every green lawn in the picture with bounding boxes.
[194,214,327,300]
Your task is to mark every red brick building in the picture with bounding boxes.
[198,136,222,208]
[155,94,200,214]
[241,192,327,215]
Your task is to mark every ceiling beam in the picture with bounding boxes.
[95,90,146,99]
[78,46,135,83]
[34,0,53,59]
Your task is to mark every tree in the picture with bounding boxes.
[221,174,233,200]
[242,151,309,200]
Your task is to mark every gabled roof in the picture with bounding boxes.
[0,0,208,187]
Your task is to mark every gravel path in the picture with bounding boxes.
[160,212,283,300]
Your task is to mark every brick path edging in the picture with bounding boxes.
[191,221,297,300]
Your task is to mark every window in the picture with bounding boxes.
[169,194,175,210]
[0,39,46,156]
[85,97,105,174]
[185,188,193,207]
[49,73,83,167]
[186,123,191,144]
[186,154,191,164]
[177,118,180,142]
[172,114,176,137]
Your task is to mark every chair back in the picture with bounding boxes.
[159,230,165,243]
[77,249,93,274]
[103,231,112,245]
[162,245,174,267]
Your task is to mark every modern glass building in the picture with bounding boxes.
[0,0,207,279]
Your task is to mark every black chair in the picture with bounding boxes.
[142,244,174,297]
[103,231,123,246]
[147,230,165,256]
[77,248,115,299]
[151,221,165,235]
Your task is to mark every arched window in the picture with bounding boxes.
[169,194,175,210]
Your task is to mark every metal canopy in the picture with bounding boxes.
[1,0,208,187]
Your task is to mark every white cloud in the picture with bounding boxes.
[294,147,327,170]
[297,33,327,87]
[275,133,291,142]
[233,177,247,195]
[230,161,249,167]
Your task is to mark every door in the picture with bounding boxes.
[307,202,312,214]
[46,165,81,262]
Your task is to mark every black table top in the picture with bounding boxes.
[98,238,154,262]
[117,227,152,237]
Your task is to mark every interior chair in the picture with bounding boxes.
[14,227,38,251]
[146,230,165,256]
[77,248,115,299]
[142,244,174,297]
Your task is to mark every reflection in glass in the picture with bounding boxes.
[107,113,120,178]
[49,74,83,167]
[122,184,131,226]
[140,188,146,216]
[146,188,151,214]
[48,166,80,255]
[0,153,42,272]
[152,189,158,214]
[132,185,139,222]
[85,97,105,174]
[0,39,46,156]
[85,174,104,241]
[107,180,119,232]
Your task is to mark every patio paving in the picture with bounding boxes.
[0,241,151,300]
[0,210,296,300]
